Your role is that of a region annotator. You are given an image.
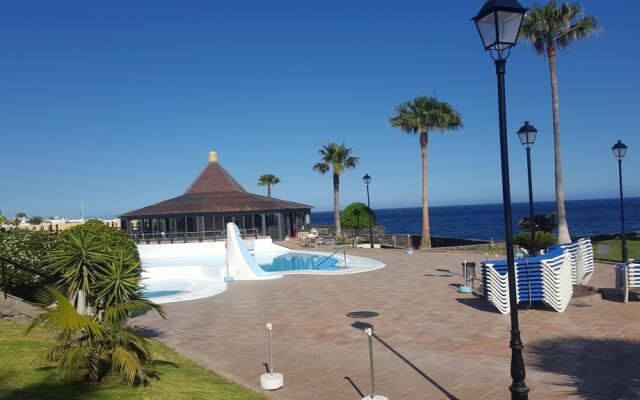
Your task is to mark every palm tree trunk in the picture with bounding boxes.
[333,173,342,237]
[419,131,432,249]
[267,184,272,198]
[548,48,571,244]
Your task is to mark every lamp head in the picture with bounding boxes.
[517,121,537,148]
[612,140,628,160]
[473,0,527,57]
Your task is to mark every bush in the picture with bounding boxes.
[515,231,557,252]
[29,220,164,385]
[341,202,376,230]
[62,219,139,262]
[0,228,59,298]
[519,214,557,233]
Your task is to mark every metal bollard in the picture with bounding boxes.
[362,328,388,400]
[260,323,284,390]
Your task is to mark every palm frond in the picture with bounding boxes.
[257,174,281,186]
[314,142,359,176]
[312,162,330,174]
[389,96,463,136]
[103,299,165,324]
[521,0,601,55]
[111,345,145,385]
[26,286,102,337]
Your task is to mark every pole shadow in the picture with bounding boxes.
[343,376,365,397]
[349,322,459,400]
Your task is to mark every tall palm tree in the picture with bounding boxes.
[390,96,463,249]
[521,0,600,244]
[313,143,359,237]
[257,174,281,197]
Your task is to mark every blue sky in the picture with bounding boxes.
[1,0,638,217]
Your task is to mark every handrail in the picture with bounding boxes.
[314,249,348,270]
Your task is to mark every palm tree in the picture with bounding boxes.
[27,286,163,385]
[313,143,359,237]
[390,96,463,249]
[257,174,281,197]
[521,0,600,244]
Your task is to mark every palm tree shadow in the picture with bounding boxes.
[349,322,459,400]
[528,338,640,399]
[0,377,96,400]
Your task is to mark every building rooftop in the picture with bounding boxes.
[119,151,312,218]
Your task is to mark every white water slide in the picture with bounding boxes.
[225,222,283,280]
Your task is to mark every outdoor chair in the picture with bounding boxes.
[616,261,640,303]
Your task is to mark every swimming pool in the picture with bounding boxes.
[258,252,339,272]
[139,240,385,304]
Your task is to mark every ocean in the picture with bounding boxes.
[311,197,640,240]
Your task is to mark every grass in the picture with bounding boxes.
[0,320,265,400]
[593,236,640,262]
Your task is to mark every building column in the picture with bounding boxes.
[277,213,284,240]
[197,216,204,242]
[261,214,266,236]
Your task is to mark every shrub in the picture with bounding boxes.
[28,220,164,386]
[62,219,139,261]
[515,231,557,252]
[519,214,557,233]
[0,228,59,298]
[341,202,376,230]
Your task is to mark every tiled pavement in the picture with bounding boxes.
[136,248,640,400]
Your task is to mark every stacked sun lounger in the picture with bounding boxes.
[616,260,640,303]
[481,248,573,314]
[481,239,595,314]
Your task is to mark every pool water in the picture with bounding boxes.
[143,280,191,299]
[259,253,339,272]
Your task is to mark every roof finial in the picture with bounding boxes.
[208,151,218,163]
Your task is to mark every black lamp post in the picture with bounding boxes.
[473,1,529,399]
[363,173,375,249]
[517,121,538,256]
[612,140,628,262]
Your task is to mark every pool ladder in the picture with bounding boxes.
[314,249,348,270]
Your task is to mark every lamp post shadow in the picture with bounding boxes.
[349,322,459,400]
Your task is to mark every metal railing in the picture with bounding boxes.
[128,228,260,244]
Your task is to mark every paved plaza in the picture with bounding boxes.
[137,248,640,400]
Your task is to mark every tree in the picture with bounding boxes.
[27,220,164,385]
[27,286,163,385]
[11,212,27,227]
[257,174,281,197]
[313,143,359,237]
[340,202,376,238]
[521,0,601,244]
[28,216,44,225]
[389,96,463,249]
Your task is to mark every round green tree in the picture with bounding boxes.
[340,202,376,230]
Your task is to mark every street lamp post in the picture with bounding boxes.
[517,121,538,256]
[612,140,628,262]
[363,174,375,249]
[473,1,529,399]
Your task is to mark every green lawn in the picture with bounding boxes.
[0,321,265,400]
[593,236,640,262]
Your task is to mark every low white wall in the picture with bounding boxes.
[138,241,227,259]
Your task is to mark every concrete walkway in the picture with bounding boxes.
[136,249,640,400]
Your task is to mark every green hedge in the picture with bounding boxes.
[0,228,60,298]
[61,220,139,261]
